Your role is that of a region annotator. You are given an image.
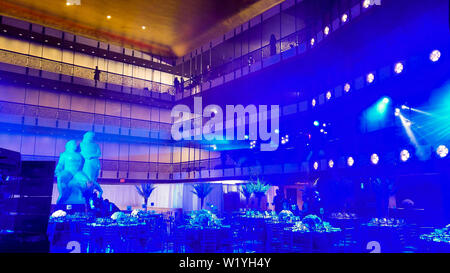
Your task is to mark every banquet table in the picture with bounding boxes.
[47,214,165,253]
[177,225,232,253]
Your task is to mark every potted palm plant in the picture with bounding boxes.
[240,183,254,209]
[251,178,271,210]
[191,183,213,209]
[135,183,156,211]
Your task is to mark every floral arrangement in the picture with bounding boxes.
[50,210,67,218]
[188,209,222,228]
[296,214,341,233]
[278,210,295,221]
[111,211,126,221]
[420,225,450,243]
[302,214,323,231]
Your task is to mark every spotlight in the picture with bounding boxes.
[382,97,390,104]
[313,121,320,127]
[324,26,330,35]
[312,99,316,107]
[328,160,334,168]
[401,105,409,110]
[371,153,379,165]
[320,129,324,133]
[367,73,375,84]
[313,161,319,170]
[341,14,348,23]
[326,91,332,100]
[311,38,315,46]
[244,135,249,140]
[142,26,147,30]
[344,83,351,92]
[363,0,371,8]
[212,145,217,150]
[430,50,441,62]
[394,62,404,74]
[395,108,400,116]
[275,129,279,134]
[436,145,448,158]
[106,15,112,20]
[400,149,410,162]
[347,157,354,167]
[322,123,326,127]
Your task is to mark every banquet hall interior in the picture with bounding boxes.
[0,0,449,253]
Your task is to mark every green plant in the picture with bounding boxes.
[191,183,213,209]
[251,178,271,210]
[240,183,254,208]
[135,183,156,211]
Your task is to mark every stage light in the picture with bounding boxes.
[312,99,316,107]
[347,157,354,167]
[436,145,448,158]
[344,83,351,92]
[394,62,404,74]
[324,26,330,35]
[320,129,324,133]
[244,135,249,140]
[430,50,441,62]
[382,97,390,104]
[311,38,315,46]
[142,26,147,30]
[328,160,334,168]
[401,105,409,110]
[275,129,279,134]
[323,123,326,127]
[371,153,379,165]
[106,15,112,20]
[395,108,400,116]
[363,0,371,8]
[313,162,319,170]
[314,121,320,127]
[367,73,375,84]
[341,14,348,23]
[212,145,217,150]
[400,149,410,162]
[326,91,332,100]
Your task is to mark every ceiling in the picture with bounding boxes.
[0,0,283,58]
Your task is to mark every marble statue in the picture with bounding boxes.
[80,132,103,198]
[54,132,103,205]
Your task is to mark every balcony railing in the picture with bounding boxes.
[0,48,175,96]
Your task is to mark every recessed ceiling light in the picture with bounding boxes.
[106,15,111,20]
[141,26,146,30]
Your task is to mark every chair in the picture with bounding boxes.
[201,229,218,253]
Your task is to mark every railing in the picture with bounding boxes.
[0,100,173,140]
[0,48,175,95]
[176,0,371,99]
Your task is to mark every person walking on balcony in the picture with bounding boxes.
[270,34,277,56]
[94,66,101,87]
[174,77,180,93]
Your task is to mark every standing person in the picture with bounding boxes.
[93,66,101,87]
[273,188,286,214]
[270,34,277,56]
[173,77,180,93]
[180,78,185,93]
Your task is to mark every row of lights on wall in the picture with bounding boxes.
[312,145,449,170]
[311,0,375,47]
[311,49,441,108]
